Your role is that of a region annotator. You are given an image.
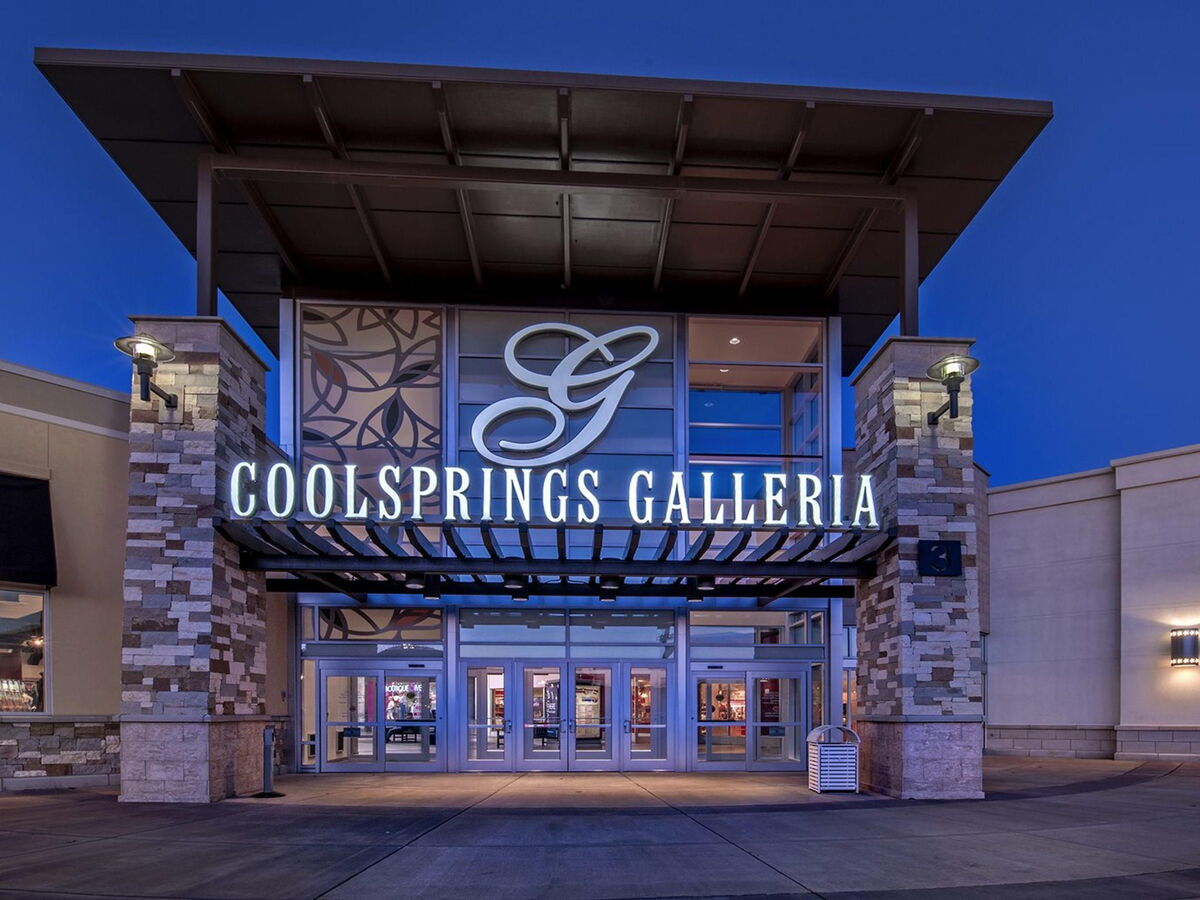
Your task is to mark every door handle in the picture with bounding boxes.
[567,719,575,734]
[623,719,631,734]
[504,718,513,733]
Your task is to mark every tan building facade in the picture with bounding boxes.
[0,362,128,788]
[987,444,1200,760]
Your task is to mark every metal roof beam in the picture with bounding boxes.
[737,101,815,298]
[653,94,693,291]
[303,74,393,285]
[267,576,855,599]
[432,81,484,287]
[171,69,303,282]
[823,108,933,302]
[210,154,910,206]
[240,552,874,580]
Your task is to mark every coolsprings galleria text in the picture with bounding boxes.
[228,462,879,528]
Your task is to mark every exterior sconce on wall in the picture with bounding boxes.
[114,334,178,409]
[1170,627,1199,666]
[926,354,979,426]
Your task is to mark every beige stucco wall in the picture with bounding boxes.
[264,592,291,718]
[987,469,1121,727]
[1113,446,1200,727]
[0,362,129,716]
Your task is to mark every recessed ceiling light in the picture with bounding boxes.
[728,337,741,345]
[719,368,730,373]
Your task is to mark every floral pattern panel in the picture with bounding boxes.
[300,305,442,502]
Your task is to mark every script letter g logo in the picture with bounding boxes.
[470,323,660,467]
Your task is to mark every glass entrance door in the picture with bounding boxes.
[622,664,670,770]
[570,666,616,770]
[692,668,812,770]
[462,663,513,770]
[748,672,807,769]
[518,664,565,771]
[322,671,380,772]
[694,674,748,768]
[463,661,645,771]
[383,672,439,771]
[319,663,443,772]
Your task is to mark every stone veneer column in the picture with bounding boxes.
[852,337,984,799]
[120,317,270,803]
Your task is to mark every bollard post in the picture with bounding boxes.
[253,724,285,798]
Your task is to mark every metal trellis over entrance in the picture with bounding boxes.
[217,518,894,605]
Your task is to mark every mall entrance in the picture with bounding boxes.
[305,607,836,775]
[461,661,670,772]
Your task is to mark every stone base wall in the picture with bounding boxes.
[858,719,985,799]
[1115,726,1200,761]
[0,718,120,791]
[986,725,1116,759]
[119,718,265,803]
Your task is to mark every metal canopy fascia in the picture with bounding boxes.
[33,47,1054,116]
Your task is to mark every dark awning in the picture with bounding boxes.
[34,48,1052,372]
[0,475,57,588]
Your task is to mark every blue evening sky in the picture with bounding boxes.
[0,2,1196,485]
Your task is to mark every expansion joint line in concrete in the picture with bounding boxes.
[617,774,824,899]
[312,773,525,900]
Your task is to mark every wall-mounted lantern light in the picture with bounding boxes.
[926,354,979,426]
[114,335,178,409]
[1170,627,1199,666]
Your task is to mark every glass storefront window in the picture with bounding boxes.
[568,610,675,644]
[690,611,819,645]
[687,318,824,513]
[315,607,443,644]
[459,609,567,643]
[688,317,821,366]
[0,590,45,712]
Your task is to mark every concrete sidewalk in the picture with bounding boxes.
[1,758,1199,898]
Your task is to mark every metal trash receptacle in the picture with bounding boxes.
[806,725,860,793]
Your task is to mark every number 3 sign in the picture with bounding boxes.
[917,540,963,577]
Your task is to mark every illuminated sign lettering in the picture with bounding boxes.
[227,462,879,529]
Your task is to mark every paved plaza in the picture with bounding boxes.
[0,758,1199,898]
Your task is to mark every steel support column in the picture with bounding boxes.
[195,154,217,317]
[901,196,919,335]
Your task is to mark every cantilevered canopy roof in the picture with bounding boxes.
[36,48,1051,371]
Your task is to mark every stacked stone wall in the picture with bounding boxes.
[852,337,985,799]
[1116,726,1200,760]
[986,725,1116,759]
[120,317,274,803]
[0,719,120,790]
